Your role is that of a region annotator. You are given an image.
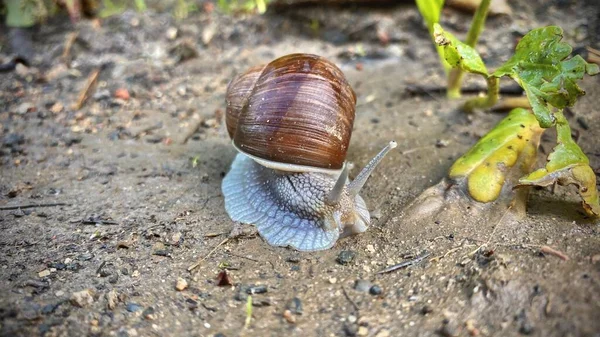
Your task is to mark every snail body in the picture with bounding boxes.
[222,53,395,251]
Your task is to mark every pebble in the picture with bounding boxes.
[286,297,303,315]
[329,277,338,284]
[106,289,119,310]
[369,285,383,295]
[357,326,369,336]
[175,277,188,291]
[245,285,267,294]
[55,290,65,297]
[166,27,178,40]
[93,89,111,101]
[421,305,434,315]
[439,319,459,337]
[366,245,376,253]
[337,250,357,265]
[38,269,51,278]
[142,307,156,320]
[126,303,143,312]
[283,309,296,323]
[375,330,390,337]
[353,280,371,292]
[70,289,94,307]
[16,102,34,114]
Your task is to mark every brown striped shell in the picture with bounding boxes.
[225,53,356,172]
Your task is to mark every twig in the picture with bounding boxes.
[586,46,600,65]
[187,238,229,272]
[540,245,569,261]
[180,118,204,144]
[405,83,523,97]
[72,68,100,110]
[61,32,79,64]
[377,251,431,274]
[429,245,475,263]
[0,202,69,211]
[204,232,228,238]
[341,286,360,315]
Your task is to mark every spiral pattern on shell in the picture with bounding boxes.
[225,53,357,171]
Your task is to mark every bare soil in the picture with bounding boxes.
[1,1,599,336]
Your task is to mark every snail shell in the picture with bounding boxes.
[222,53,395,251]
[226,53,356,172]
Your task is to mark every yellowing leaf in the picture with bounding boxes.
[449,108,543,202]
[517,112,600,217]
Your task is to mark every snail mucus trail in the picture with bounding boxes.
[221,53,396,251]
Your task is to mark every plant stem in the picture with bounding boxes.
[447,0,492,98]
[463,76,499,112]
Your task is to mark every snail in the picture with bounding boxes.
[221,53,396,251]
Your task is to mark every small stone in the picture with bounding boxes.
[175,277,188,291]
[49,102,64,113]
[171,232,182,245]
[343,322,358,336]
[329,277,337,284]
[16,102,34,114]
[591,254,600,264]
[106,289,119,310]
[348,315,357,323]
[114,88,130,100]
[336,250,357,265]
[421,305,434,315]
[39,269,51,278]
[375,330,390,337]
[64,258,73,264]
[366,245,375,253]
[353,280,371,292]
[126,303,143,312]
[166,27,178,40]
[245,285,267,294]
[439,319,459,337]
[70,289,94,307]
[132,270,140,278]
[283,309,296,323]
[143,307,156,320]
[93,89,111,101]
[357,326,369,336]
[286,297,303,315]
[177,86,187,96]
[55,290,64,297]
[435,139,450,148]
[369,285,383,295]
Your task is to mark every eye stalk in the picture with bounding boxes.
[348,141,397,197]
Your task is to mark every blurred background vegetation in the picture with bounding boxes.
[1,0,272,27]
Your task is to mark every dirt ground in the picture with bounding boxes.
[1,1,599,336]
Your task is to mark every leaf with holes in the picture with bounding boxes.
[493,26,600,128]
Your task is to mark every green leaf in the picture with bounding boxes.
[449,108,543,202]
[5,0,37,27]
[433,24,488,76]
[517,112,600,217]
[493,26,599,128]
[415,0,449,72]
[415,0,444,32]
